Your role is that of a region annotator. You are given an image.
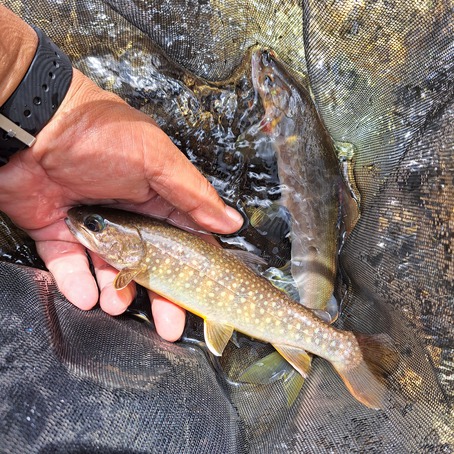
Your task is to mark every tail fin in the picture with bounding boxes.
[333,333,399,409]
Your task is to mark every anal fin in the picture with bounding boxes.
[272,344,312,378]
[204,320,234,356]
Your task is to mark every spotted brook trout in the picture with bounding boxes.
[66,206,397,409]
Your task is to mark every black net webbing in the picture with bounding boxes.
[0,1,453,452]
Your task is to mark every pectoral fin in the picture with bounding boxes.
[114,267,144,290]
[204,320,234,356]
[272,344,312,378]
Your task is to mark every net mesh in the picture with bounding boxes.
[0,1,453,452]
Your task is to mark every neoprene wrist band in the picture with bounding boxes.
[0,26,73,165]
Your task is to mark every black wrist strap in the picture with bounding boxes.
[0,26,73,165]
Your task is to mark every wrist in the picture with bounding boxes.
[0,6,38,106]
[28,68,126,164]
[0,12,73,164]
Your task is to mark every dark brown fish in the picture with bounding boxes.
[250,49,345,314]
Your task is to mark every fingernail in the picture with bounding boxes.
[225,205,244,227]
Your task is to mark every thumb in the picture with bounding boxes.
[144,127,243,234]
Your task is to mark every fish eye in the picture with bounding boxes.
[262,50,272,65]
[83,214,105,233]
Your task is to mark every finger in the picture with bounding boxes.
[89,252,136,316]
[144,127,243,234]
[150,291,186,342]
[28,218,78,243]
[36,240,99,310]
[115,197,223,243]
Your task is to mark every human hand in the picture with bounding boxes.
[0,69,243,342]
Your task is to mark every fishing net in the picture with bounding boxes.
[0,1,452,452]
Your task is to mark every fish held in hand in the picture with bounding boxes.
[65,206,398,409]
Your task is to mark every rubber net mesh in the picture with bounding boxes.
[0,1,452,452]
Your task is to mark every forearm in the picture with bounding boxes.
[0,5,38,106]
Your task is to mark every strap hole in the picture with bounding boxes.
[42,84,49,92]
[53,60,60,68]
[23,110,31,118]
[49,72,55,79]
[33,97,42,106]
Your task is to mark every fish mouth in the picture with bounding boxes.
[65,215,94,251]
[65,216,83,237]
